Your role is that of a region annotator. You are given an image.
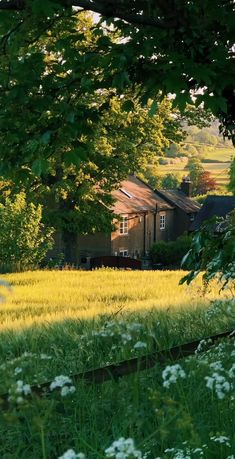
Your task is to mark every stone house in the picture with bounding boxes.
[77,175,200,268]
[154,177,201,239]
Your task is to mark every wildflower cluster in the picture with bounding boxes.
[89,320,148,353]
[0,351,52,372]
[205,360,235,399]
[162,364,186,388]
[50,375,76,397]
[58,450,85,459]
[105,437,146,458]
[8,379,31,404]
[210,435,231,447]
[205,299,235,321]
[195,338,212,355]
[165,445,206,458]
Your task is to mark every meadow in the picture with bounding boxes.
[158,161,231,189]
[0,270,234,459]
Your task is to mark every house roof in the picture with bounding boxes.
[154,189,201,213]
[112,175,174,214]
[190,195,235,231]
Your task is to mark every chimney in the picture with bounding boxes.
[180,176,192,197]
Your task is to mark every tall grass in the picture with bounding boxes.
[0,270,234,459]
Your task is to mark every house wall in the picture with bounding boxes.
[111,214,144,258]
[77,233,111,260]
[111,209,175,257]
[155,209,175,242]
[171,208,194,239]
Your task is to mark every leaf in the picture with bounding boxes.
[40,131,51,145]
[32,159,49,176]
[31,0,62,16]
[64,147,87,168]
[122,100,135,112]
[148,100,158,117]
[112,72,130,90]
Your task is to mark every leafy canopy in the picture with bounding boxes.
[0,0,234,144]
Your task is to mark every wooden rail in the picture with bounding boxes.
[0,328,234,411]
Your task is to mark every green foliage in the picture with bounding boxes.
[165,143,184,158]
[161,173,181,190]
[150,234,192,267]
[228,158,235,194]
[0,193,54,271]
[181,211,235,292]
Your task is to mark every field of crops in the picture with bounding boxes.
[158,161,231,189]
[0,270,234,459]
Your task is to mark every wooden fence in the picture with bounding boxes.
[0,328,234,411]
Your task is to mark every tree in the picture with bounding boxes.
[187,157,204,194]
[0,9,194,261]
[161,173,181,190]
[0,1,234,144]
[0,192,54,271]
[196,171,217,195]
[228,158,235,194]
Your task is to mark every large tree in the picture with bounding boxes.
[0,0,234,143]
[0,9,188,261]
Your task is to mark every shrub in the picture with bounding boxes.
[150,234,192,267]
[180,211,235,292]
[0,192,54,272]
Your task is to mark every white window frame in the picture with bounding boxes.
[119,249,129,257]
[160,213,166,230]
[119,216,128,235]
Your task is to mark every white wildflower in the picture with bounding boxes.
[50,375,72,390]
[162,364,186,388]
[210,436,231,447]
[228,364,235,378]
[58,449,85,459]
[133,341,147,350]
[105,437,146,458]
[14,367,22,375]
[50,375,76,397]
[8,380,31,404]
[61,385,76,397]
[205,373,231,399]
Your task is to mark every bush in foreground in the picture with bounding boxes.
[0,192,54,272]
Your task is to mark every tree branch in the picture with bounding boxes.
[0,0,177,29]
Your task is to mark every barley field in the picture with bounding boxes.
[0,270,234,459]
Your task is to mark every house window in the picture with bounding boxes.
[119,249,128,257]
[160,213,166,230]
[119,216,128,235]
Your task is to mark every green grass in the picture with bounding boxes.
[0,270,234,459]
[158,161,230,189]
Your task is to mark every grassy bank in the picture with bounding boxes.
[0,270,234,458]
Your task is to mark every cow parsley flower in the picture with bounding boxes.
[8,380,31,404]
[205,373,231,399]
[133,341,147,350]
[58,449,85,459]
[105,437,146,458]
[50,375,76,396]
[210,436,231,447]
[162,364,186,388]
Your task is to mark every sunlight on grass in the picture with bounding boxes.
[0,270,226,332]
